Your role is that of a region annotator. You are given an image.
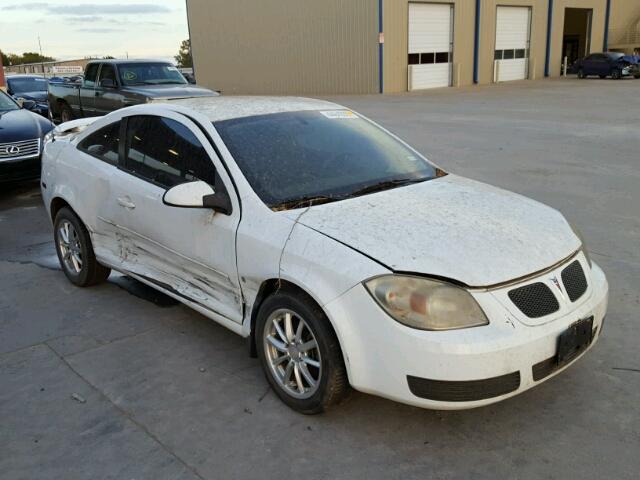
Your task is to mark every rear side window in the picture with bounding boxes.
[123,115,215,188]
[84,63,99,87]
[77,122,121,165]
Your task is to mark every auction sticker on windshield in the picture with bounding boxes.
[320,110,358,119]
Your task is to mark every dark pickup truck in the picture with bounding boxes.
[48,59,217,123]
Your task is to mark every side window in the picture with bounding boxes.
[123,115,215,188]
[98,64,117,86]
[77,121,121,165]
[84,63,99,87]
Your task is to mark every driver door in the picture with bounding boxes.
[103,112,244,323]
[94,63,125,115]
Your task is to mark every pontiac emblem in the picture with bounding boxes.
[550,276,564,299]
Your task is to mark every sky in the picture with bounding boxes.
[0,1,190,62]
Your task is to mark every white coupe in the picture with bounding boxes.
[41,97,608,413]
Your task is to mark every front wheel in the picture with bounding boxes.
[54,207,111,286]
[577,69,586,79]
[59,103,74,123]
[611,69,622,80]
[256,290,349,414]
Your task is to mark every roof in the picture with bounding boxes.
[5,74,48,79]
[88,58,175,65]
[167,96,344,122]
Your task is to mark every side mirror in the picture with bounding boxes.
[100,78,116,88]
[163,180,232,215]
[15,97,37,110]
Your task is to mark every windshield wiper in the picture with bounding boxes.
[271,194,340,211]
[154,80,185,84]
[344,178,428,198]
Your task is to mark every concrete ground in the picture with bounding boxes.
[1,77,639,479]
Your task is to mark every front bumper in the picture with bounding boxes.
[0,156,41,183]
[324,259,608,410]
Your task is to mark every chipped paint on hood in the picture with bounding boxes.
[294,175,581,287]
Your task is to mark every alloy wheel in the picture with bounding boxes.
[263,308,322,399]
[57,220,83,274]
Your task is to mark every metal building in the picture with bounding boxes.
[186,0,640,94]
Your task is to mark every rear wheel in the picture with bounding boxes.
[577,69,586,79]
[599,74,606,79]
[54,207,111,287]
[256,290,349,414]
[59,103,74,123]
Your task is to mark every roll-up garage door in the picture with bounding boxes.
[494,6,531,82]
[408,3,453,90]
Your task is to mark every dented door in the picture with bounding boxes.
[103,113,243,323]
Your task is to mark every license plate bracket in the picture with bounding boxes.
[557,316,594,366]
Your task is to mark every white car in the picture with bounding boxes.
[41,97,608,414]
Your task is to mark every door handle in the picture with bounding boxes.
[117,197,136,209]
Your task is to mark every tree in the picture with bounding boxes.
[18,52,55,64]
[174,39,192,68]
[0,51,54,65]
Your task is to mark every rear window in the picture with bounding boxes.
[7,77,47,93]
[78,122,121,165]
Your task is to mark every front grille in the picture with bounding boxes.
[561,260,588,302]
[508,282,560,318]
[0,138,40,161]
[407,371,521,402]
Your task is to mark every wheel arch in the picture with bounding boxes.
[50,196,75,223]
[248,278,347,369]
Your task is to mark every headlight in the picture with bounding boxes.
[43,131,55,145]
[364,275,489,331]
[570,223,592,268]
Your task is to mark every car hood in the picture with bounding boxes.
[13,91,48,102]
[293,175,580,287]
[0,108,53,142]
[124,84,218,99]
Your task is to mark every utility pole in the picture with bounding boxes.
[38,35,46,76]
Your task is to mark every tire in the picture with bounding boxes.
[634,74,640,79]
[577,69,586,79]
[256,289,349,414]
[599,75,607,79]
[53,207,111,287]
[59,103,74,123]
[611,69,622,80]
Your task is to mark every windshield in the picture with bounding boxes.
[214,110,442,209]
[0,91,19,111]
[118,63,187,86]
[8,77,48,93]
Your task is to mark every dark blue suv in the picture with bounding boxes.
[574,52,640,79]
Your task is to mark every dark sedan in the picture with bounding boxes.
[574,52,640,79]
[5,75,50,117]
[0,90,54,183]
